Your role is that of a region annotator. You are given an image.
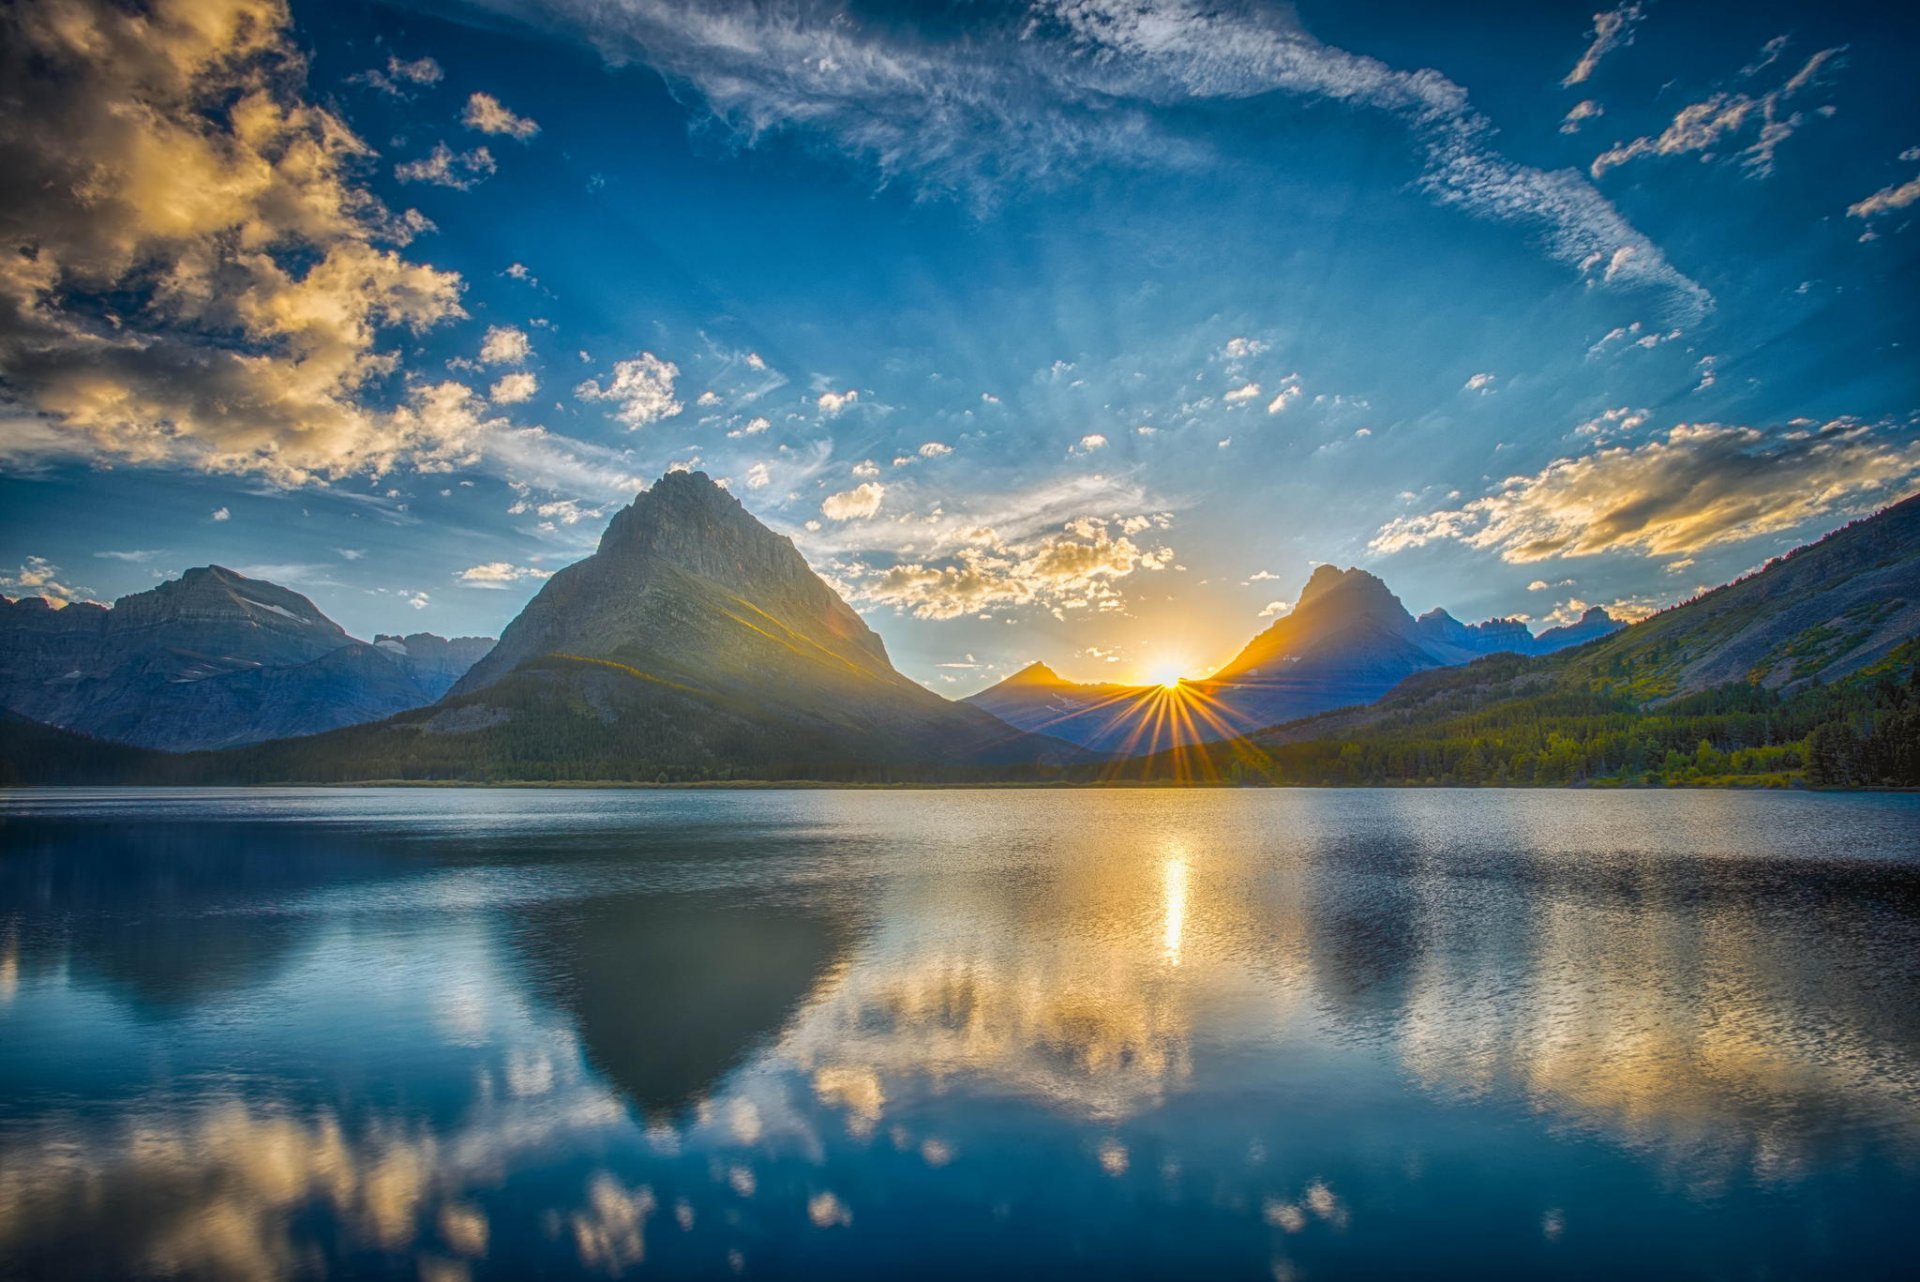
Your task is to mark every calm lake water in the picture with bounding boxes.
[1,788,1917,1280]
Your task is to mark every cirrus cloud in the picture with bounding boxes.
[494,0,1708,321]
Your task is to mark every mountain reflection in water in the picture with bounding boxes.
[0,787,1916,1279]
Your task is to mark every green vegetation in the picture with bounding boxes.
[1122,637,1920,788]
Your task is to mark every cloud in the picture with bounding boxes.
[212,507,232,522]
[1563,4,1645,87]
[489,372,538,404]
[1370,420,1920,562]
[462,92,540,140]
[0,0,480,486]
[1224,382,1261,404]
[745,461,771,489]
[358,55,442,96]
[1590,48,1844,180]
[406,591,430,609]
[1224,336,1267,360]
[576,353,682,428]
[480,326,532,366]
[498,0,1708,321]
[1267,379,1303,414]
[458,561,552,587]
[94,549,161,563]
[1559,100,1603,135]
[917,441,952,458]
[840,514,1172,621]
[822,482,886,521]
[816,388,859,417]
[1075,433,1108,453]
[729,416,772,438]
[395,142,498,188]
[2,556,97,605]
[1463,372,1497,394]
[1848,173,1920,219]
[1586,322,1679,357]
[1257,599,1292,618]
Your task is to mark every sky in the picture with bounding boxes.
[2,0,1917,691]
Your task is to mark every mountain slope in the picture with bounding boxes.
[970,564,1619,750]
[1119,494,1920,785]
[190,471,1090,782]
[0,567,493,750]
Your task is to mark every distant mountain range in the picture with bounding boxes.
[1127,493,1920,787]
[0,567,491,751]
[1,476,1912,788]
[967,564,1621,750]
[150,471,1089,782]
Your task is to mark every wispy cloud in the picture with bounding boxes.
[357,54,443,97]
[1849,171,1920,220]
[1591,46,1845,180]
[491,0,1708,320]
[395,142,498,189]
[463,91,540,139]
[1562,4,1645,88]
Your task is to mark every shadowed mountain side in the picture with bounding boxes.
[0,472,1091,783]
[0,813,411,1013]
[515,892,847,1119]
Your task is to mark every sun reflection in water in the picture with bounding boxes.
[1162,855,1189,967]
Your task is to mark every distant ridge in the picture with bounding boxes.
[968,564,1622,750]
[0,566,493,750]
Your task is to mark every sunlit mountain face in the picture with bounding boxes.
[2,0,1916,694]
[3,790,1916,1277]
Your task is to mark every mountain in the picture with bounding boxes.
[970,565,1620,750]
[1127,493,1920,786]
[962,661,1164,752]
[0,567,493,751]
[186,471,1090,783]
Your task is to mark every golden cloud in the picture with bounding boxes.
[0,0,471,484]
[1371,420,1920,563]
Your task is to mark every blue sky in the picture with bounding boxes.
[2,0,1916,689]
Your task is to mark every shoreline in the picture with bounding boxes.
[6,779,1914,793]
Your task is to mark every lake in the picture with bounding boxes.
[1,788,1916,1279]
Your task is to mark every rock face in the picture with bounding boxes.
[969,567,1626,749]
[451,469,899,698]
[234,471,1090,782]
[0,567,494,751]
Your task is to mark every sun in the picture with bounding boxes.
[1148,661,1187,689]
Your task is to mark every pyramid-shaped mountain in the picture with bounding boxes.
[968,563,1625,750]
[225,472,1089,782]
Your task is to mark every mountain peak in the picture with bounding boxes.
[1005,661,1063,685]
[451,468,897,697]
